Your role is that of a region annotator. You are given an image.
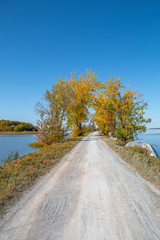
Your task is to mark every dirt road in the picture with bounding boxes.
[0,132,160,240]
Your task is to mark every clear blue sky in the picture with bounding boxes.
[0,0,160,127]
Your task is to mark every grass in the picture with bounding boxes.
[0,135,87,219]
[103,136,160,189]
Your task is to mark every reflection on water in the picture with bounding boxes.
[138,129,160,157]
[0,134,37,165]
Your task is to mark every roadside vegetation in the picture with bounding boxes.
[103,137,160,189]
[92,76,151,142]
[0,120,37,133]
[35,69,150,145]
[0,135,89,219]
[36,69,98,145]
[28,142,44,148]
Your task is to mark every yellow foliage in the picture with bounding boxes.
[93,75,151,142]
[37,71,151,142]
[66,69,101,136]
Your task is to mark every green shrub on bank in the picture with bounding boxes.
[28,142,44,148]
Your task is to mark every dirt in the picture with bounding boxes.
[0,132,160,240]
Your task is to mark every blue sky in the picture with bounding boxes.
[0,0,160,127]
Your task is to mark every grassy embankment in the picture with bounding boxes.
[103,136,160,189]
[0,135,87,219]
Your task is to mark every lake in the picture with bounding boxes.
[0,134,37,165]
[138,129,160,157]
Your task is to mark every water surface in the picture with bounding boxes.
[138,129,160,157]
[0,134,37,165]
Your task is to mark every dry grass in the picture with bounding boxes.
[103,137,160,189]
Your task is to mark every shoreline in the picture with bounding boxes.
[0,131,37,135]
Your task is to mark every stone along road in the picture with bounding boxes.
[0,132,160,240]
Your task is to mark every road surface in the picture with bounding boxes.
[0,132,160,240]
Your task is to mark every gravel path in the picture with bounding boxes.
[0,132,160,240]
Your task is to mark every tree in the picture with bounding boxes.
[36,70,101,141]
[93,76,122,135]
[115,88,151,142]
[36,78,68,145]
[93,75,151,142]
[0,120,37,132]
[36,72,151,144]
[66,69,100,136]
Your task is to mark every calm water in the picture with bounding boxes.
[138,129,160,157]
[0,134,37,165]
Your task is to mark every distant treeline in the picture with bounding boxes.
[0,120,38,132]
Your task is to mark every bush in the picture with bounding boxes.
[29,142,44,148]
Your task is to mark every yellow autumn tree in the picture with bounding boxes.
[93,76,122,135]
[66,69,100,136]
[37,71,151,144]
[36,77,68,144]
[93,75,151,142]
[36,70,101,142]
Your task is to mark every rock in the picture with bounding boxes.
[110,136,117,141]
[126,141,158,157]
